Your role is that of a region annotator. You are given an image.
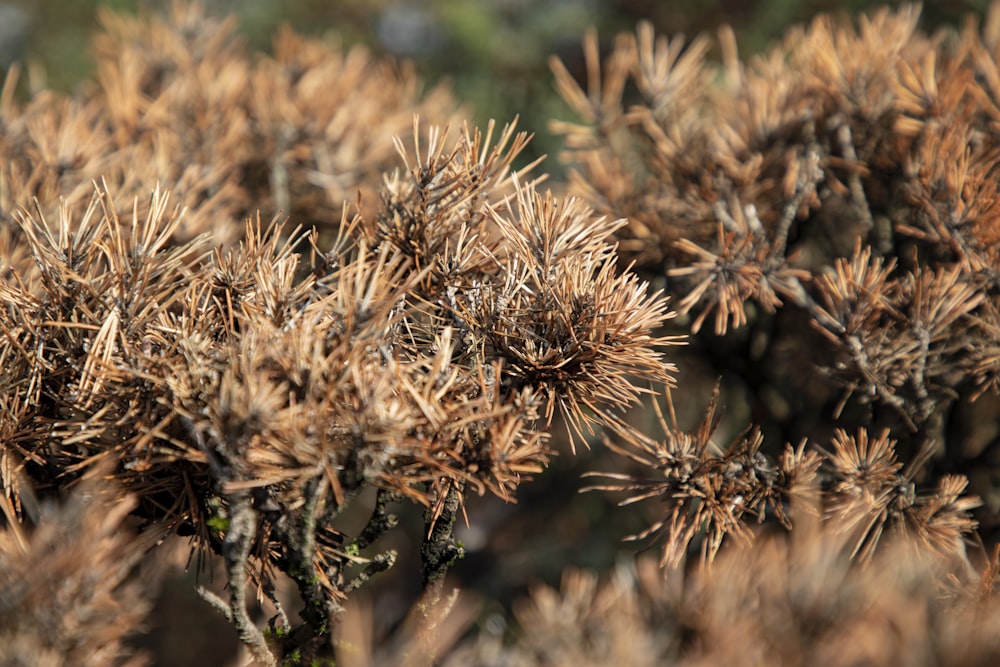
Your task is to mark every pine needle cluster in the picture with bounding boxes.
[551,0,1000,556]
[552,2,1000,419]
[0,479,158,667]
[3,1,1000,665]
[0,3,675,663]
[445,527,1000,667]
[323,497,1000,667]
[0,1,459,247]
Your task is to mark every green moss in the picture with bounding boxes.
[206,515,230,535]
[263,625,289,640]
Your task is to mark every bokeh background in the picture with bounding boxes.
[0,1,992,664]
[0,0,991,171]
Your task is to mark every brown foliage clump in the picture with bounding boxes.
[0,4,675,663]
[551,2,1000,421]
[0,479,158,667]
[334,492,1000,667]
[0,134,672,662]
[0,1,459,246]
[3,1,1000,665]
[447,528,1000,667]
[551,0,1000,553]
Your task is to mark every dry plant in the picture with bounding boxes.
[551,0,1000,548]
[4,0,1000,665]
[0,477,159,667]
[587,388,980,571]
[328,488,1000,667]
[446,521,1000,667]
[0,0,460,247]
[551,3,1000,396]
[0,141,673,663]
[0,4,675,663]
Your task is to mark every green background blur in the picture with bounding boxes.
[1,0,991,169]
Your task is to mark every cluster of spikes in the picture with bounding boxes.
[588,385,979,570]
[0,5,675,659]
[1,1,1000,665]
[551,2,1000,426]
[550,0,1000,568]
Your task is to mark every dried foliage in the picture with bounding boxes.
[0,479,159,667]
[585,386,820,568]
[552,4,1000,563]
[446,527,1000,667]
[588,388,980,570]
[5,1,1000,665]
[551,0,1000,544]
[0,0,459,246]
[326,501,1000,667]
[0,140,671,661]
[0,4,675,663]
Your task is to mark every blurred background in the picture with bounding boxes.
[0,0,991,170]
[0,1,993,664]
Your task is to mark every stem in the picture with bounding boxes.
[346,550,398,593]
[356,489,400,550]
[420,483,465,602]
[286,477,331,638]
[224,492,276,667]
[835,122,875,237]
[773,145,822,257]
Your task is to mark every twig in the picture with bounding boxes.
[224,492,276,667]
[286,477,331,639]
[356,488,400,550]
[836,122,875,236]
[420,483,465,602]
[196,585,232,622]
[773,145,822,257]
[345,550,398,593]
